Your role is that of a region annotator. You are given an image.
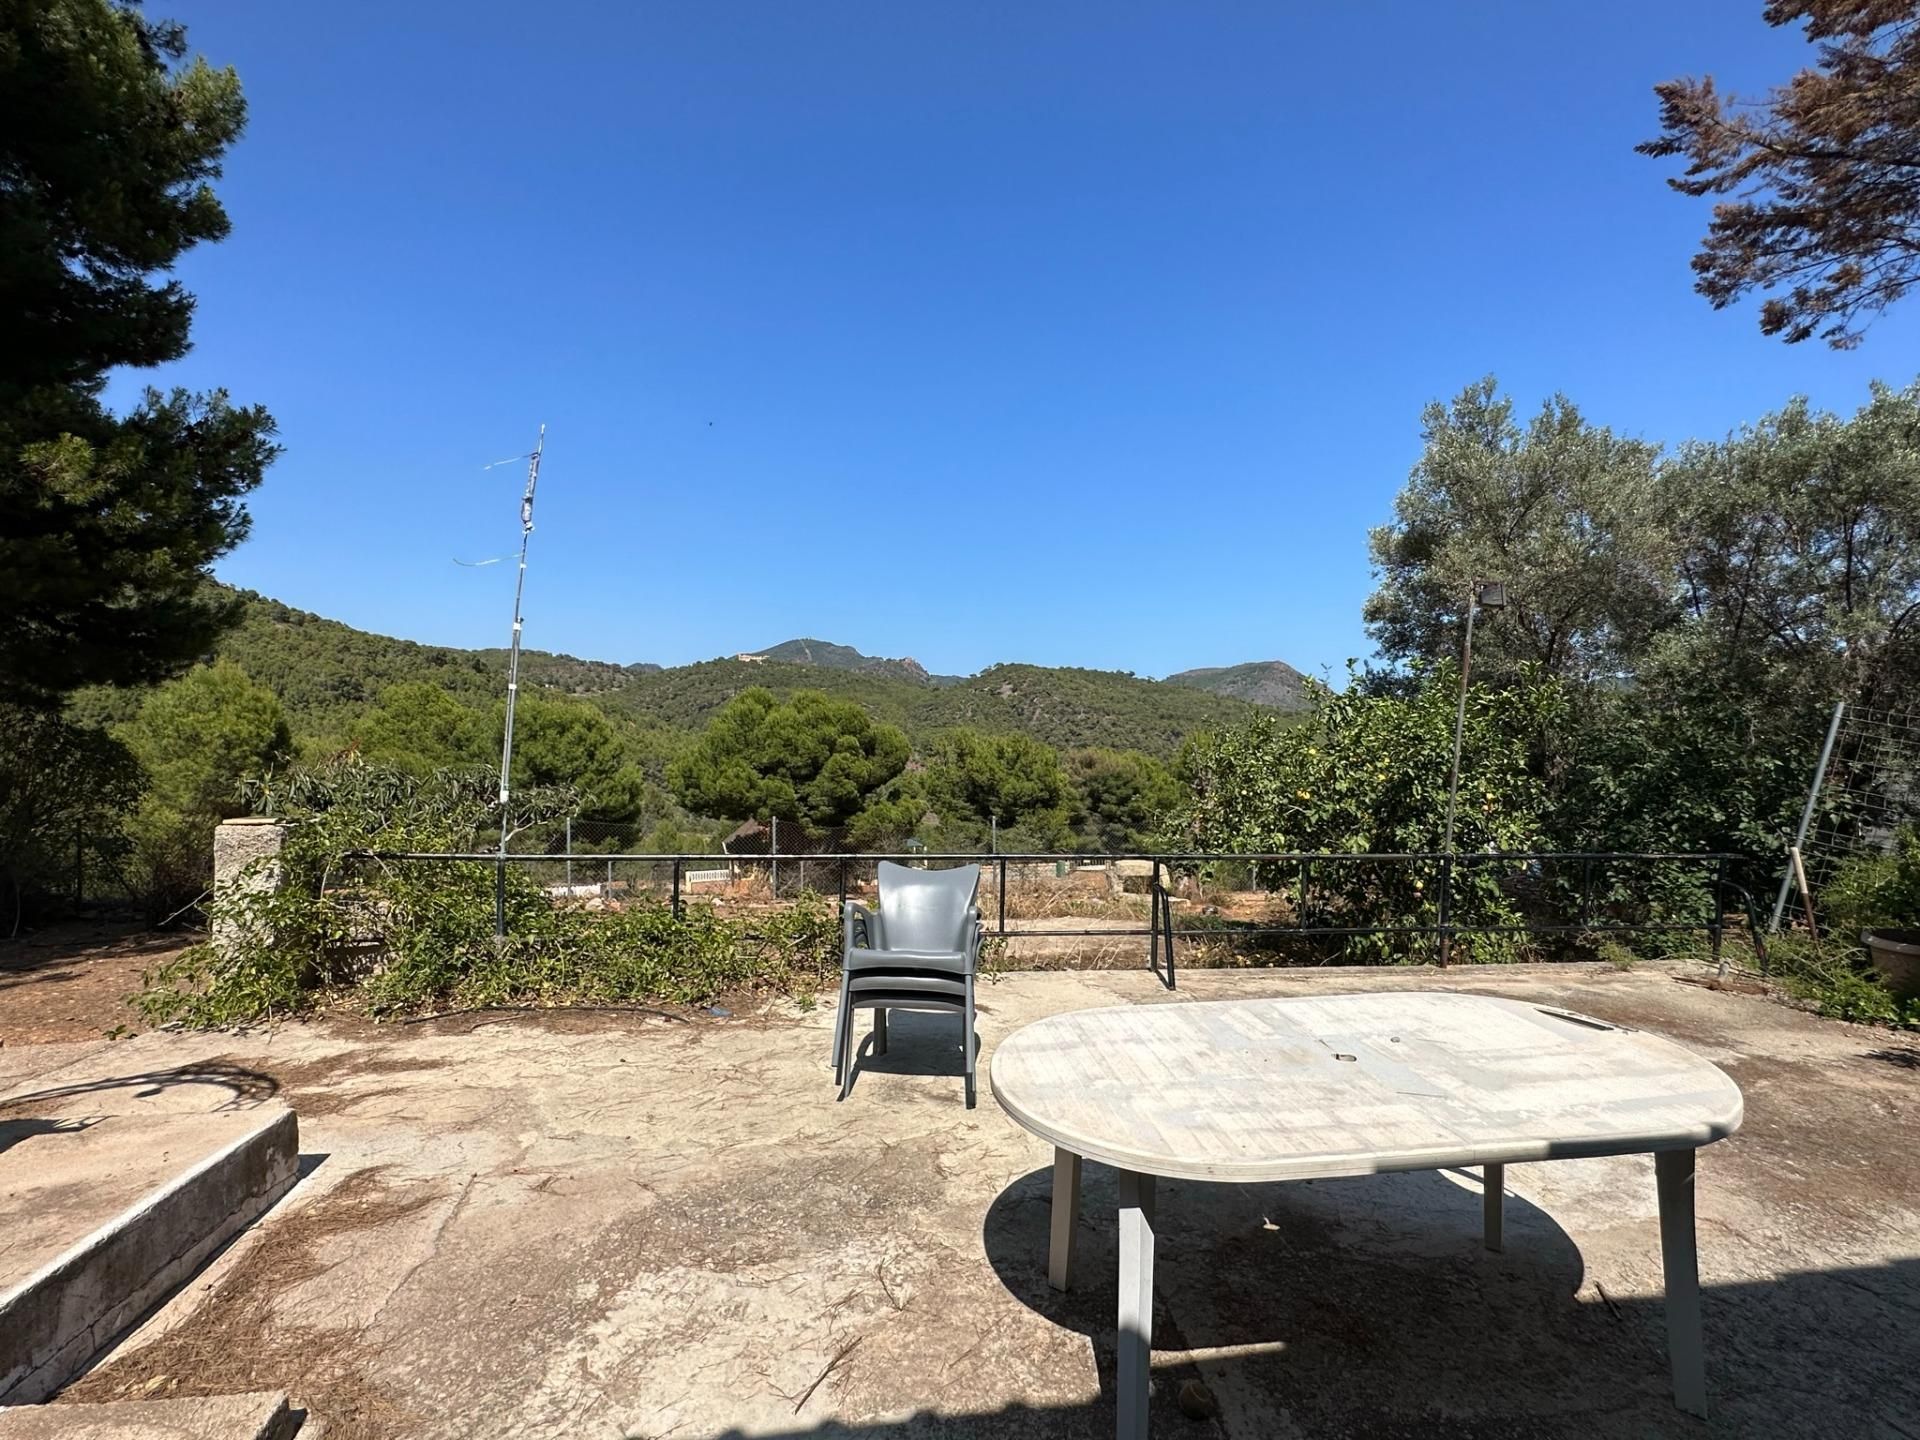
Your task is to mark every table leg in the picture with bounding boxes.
[1048,1147,1081,1291]
[1655,1148,1707,1418]
[1483,1162,1504,1253]
[1117,1169,1156,1440]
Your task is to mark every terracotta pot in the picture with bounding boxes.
[1862,929,1920,1001]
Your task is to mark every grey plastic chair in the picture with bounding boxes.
[832,861,984,1107]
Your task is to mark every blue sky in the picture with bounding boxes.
[127,2,1919,681]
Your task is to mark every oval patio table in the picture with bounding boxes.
[990,991,1743,1440]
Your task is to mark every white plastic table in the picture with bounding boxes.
[990,991,1743,1440]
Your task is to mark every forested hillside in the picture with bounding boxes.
[1165,659,1311,710]
[185,590,1271,758]
[753,637,958,685]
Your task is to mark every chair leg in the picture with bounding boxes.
[963,977,977,1109]
[831,970,852,1084]
[873,1006,887,1055]
[839,1010,857,1101]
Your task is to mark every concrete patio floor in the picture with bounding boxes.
[3,963,1915,1439]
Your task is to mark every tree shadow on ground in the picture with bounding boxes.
[0,1061,280,1111]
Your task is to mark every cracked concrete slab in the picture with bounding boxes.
[10,964,1916,1438]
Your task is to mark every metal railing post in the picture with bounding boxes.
[1149,862,1162,976]
[564,817,573,889]
[1436,854,1452,967]
[1162,862,1177,989]
[1709,855,1727,980]
[672,858,682,919]
[998,856,1008,937]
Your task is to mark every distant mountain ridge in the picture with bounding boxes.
[1163,659,1311,710]
[184,590,1306,760]
[746,638,961,687]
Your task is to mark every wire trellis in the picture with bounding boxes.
[1782,699,1920,931]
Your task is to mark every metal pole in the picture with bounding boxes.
[1710,855,1727,980]
[1438,586,1478,966]
[998,856,1007,936]
[771,817,779,896]
[494,424,546,938]
[1769,700,1845,933]
[672,858,682,919]
[565,816,573,889]
[1162,862,1177,989]
[1150,863,1162,975]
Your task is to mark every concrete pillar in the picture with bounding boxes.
[211,817,291,954]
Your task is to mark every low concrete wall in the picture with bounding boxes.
[0,1391,298,1439]
[0,1107,300,1405]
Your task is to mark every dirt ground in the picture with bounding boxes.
[3,958,1915,1438]
[0,922,180,1045]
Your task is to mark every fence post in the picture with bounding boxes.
[212,818,291,960]
[998,857,1007,936]
[1150,862,1162,976]
[1771,700,1845,933]
[1741,885,1771,977]
[771,817,779,896]
[565,817,573,889]
[1436,854,1452,967]
[672,858,682,919]
[1709,855,1727,980]
[1162,861,1177,990]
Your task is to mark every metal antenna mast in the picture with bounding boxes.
[494,424,546,937]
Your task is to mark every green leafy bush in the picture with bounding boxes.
[138,755,842,1026]
[1170,663,1563,962]
[1825,827,1920,937]
[1765,932,1920,1029]
[116,660,292,921]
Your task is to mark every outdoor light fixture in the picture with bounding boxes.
[1438,577,1507,964]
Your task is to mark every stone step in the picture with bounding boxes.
[0,1391,300,1439]
[0,1107,300,1404]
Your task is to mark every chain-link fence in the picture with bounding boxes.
[1774,699,1920,932]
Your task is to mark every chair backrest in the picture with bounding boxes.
[877,861,980,952]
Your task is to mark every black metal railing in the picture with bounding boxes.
[344,848,1760,987]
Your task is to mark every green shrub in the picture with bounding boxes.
[138,755,849,1026]
[1765,932,1920,1029]
[1826,826,1920,937]
[1170,664,1562,963]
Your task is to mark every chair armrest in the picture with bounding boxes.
[962,906,984,969]
[844,900,883,952]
